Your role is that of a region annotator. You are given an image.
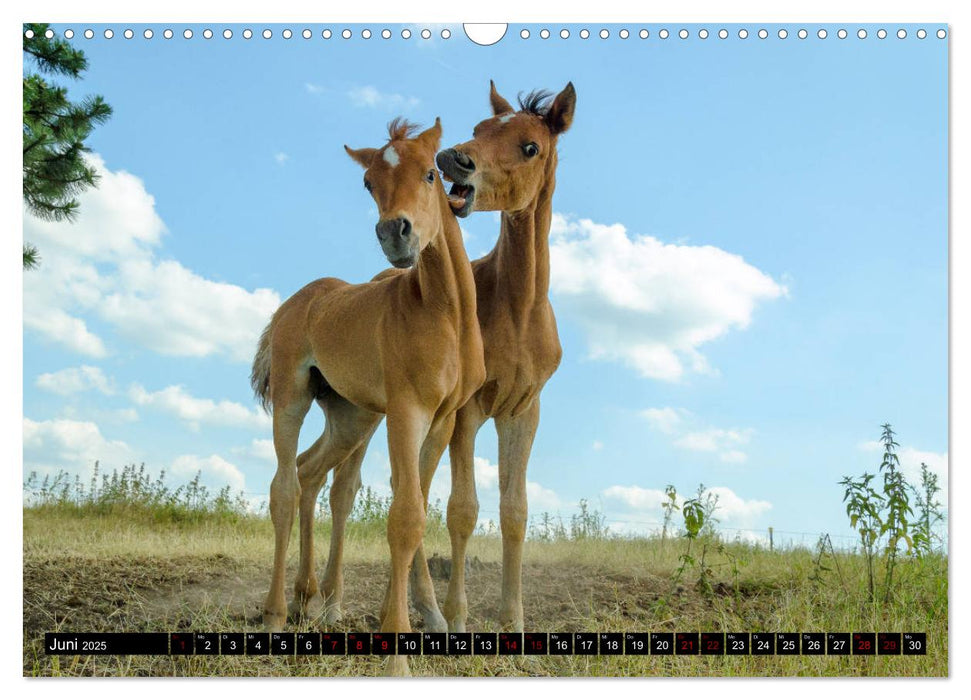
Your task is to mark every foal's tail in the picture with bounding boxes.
[250,322,273,414]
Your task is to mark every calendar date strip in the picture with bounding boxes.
[44,631,927,656]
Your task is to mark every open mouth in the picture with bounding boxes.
[445,181,475,218]
[437,149,477,218]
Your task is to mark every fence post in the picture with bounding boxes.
[768,527,774,552]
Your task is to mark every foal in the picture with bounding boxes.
[250,119,484,662]
[431,82,576,632]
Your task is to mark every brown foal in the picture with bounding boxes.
[250,119,484,672]
[432,82,575,632]
[294,83,575,635]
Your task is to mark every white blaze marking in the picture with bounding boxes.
[498,113,515,124]
[383,145,400,167]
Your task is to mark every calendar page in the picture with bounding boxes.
[21,20,948,678]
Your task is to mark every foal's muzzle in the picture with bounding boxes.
[437,147,475,175]
[376,217,417,268]
[436,148,477,218]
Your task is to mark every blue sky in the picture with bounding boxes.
[22,23,948,546]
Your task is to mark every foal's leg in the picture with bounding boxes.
[442,400,487,632]
[292,432,327,615]
[383,405,431,676]
[292,395,380,619]
[319,443,370,624]
[264,378,314,632]
[494,398,540,632]
[408,412,455,632]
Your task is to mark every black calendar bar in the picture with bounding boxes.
[44,633,169,655]
[43,631,928,656]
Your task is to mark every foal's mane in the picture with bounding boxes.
[517,89,554,116]
[387,117,420,142]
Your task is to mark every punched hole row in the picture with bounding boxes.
[24,26,948,42]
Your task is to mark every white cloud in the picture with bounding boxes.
[233,438,276,463]
[706,486,773,524]
[23,153,280,363]
[274,152,289,165]
[602,482,772,534]
[170,454,246,492]
[473,456,499,490]
[24,309,107,358]
[246,494,270,513]
[674,429,752,461]
[419,455,561,521]
[305,82,324,94]
[130,383,270,431]
[99,259,279,362]
[24,154,166,261]
[592,440,604,451]
[23,417,133,477]
[719,450,749,464]
[114,408,140,422]
[643,407,754,463]
[603,484,672,511]
[549,213,787,381]
[36,365,114,396]
[640,407,682,434]
[347,85,420,111]
[859,440,949,497]
[526,480,562,512]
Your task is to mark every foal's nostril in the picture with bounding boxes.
[454,150,475,172]
[438,148,475,174]
[376,218,412,243]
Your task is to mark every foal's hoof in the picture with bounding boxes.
[322,605,343,626]
[413,598,448,633]
[384,655,411,677]
[289,595,321,621]
[421,608,448,634]
[447,617,467,633]
[263,611,286,633]
[499,618,525,633]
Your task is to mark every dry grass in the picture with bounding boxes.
[23,507,948,677]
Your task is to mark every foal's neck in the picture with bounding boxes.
[493,151,557,317]
[412,198,477,320]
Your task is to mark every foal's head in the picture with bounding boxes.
[346,118,462,268]
[436,81,576,217]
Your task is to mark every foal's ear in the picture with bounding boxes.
[415,117,442,152]
[344,145,378,169]
[489,80,515,116]
[546,82,576,136]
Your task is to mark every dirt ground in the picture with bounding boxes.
[23,547,945,677]
[24,553,676,653]
[23,552,752,676]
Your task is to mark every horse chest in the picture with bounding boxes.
[478,314,561,418]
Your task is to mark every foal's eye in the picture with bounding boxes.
[522,142,540,158]
[424,169,436,183]
[363,178,372,193]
